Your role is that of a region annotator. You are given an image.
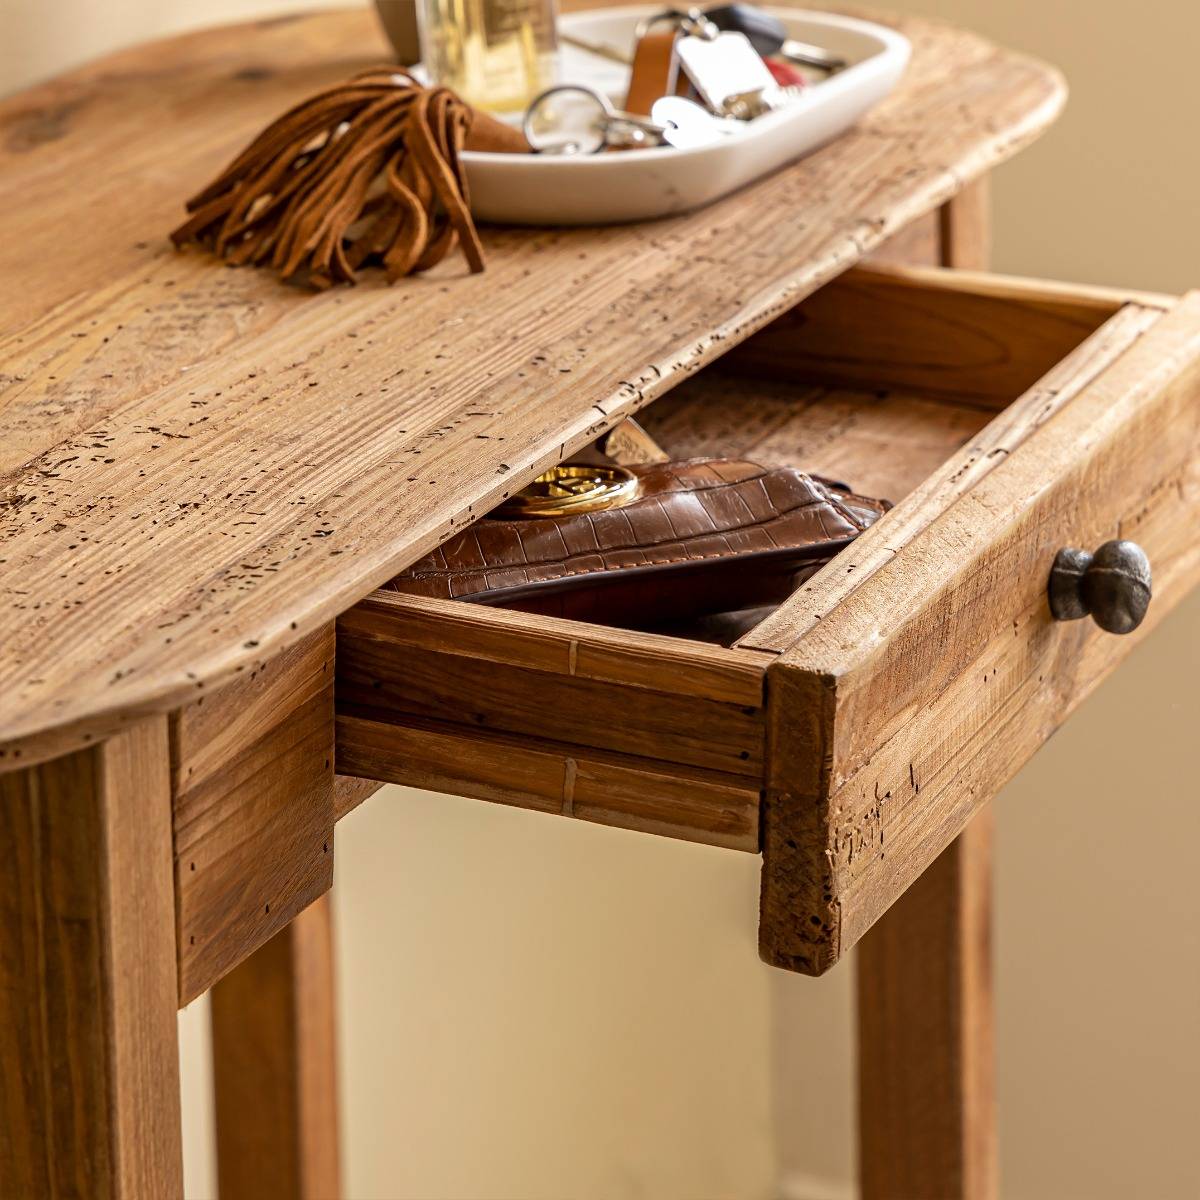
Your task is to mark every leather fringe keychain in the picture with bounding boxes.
[171,68,527,287]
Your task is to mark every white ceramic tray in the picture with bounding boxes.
[462,6,910,226]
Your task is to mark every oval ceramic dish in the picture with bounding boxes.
[462,6,910,225]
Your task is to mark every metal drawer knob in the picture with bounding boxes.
[1048,539,1152,634]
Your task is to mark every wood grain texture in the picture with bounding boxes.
[337,711,762,850]
[212,894,340,1200]
[722,262,1123,407]
[738,296,1163,655]
[338,700,758,854]
[867,211,941,268]
[0,6,1065,761]
[333,774,383,819]
[335,592,767,848]
[334,272,1187,864]
[857,809,996,1200]
[338,630,766,778]
[938,177,992,272]
[759,293,1200,974]
[172,626,335,1004]
[340,591,769,705]
[0,719,183,1198]
[331,357,997,849]
[641,376,992,507]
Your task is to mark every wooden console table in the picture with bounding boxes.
[2,6,1196,1197]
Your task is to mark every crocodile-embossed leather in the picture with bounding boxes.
[386,459,889,625]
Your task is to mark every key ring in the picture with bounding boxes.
[634,7,720,42]
[524,85,669,155]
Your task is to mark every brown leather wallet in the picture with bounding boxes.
[386,459,889,626]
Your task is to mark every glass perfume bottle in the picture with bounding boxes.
[418,0,559,113]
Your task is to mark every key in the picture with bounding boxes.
[720,84,804,120]
[650,96,741,147]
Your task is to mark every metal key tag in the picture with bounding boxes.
[674,29,777,115]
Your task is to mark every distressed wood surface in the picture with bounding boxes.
[759,293,1200,974]
[739,292,1163,654]
[334,267,1184,860]
[334,773,383,819]
[172,626,335,1004]
[0,718,183,1198]
[0,6,1064,760]
[333,320,1003,847]
[338,623,766,778]
[855,185,997,1200]
[211,894,341,1200]
[340,590,769,705]
[867,211,941,268]
[641,374,991,507]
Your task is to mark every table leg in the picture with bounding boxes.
[855,181,996,1200]
[211,892,341,1199]
[939,178,992,272]
[857,809,996,1200]
[0,717,184,1198]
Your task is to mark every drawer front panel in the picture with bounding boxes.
[339,634,765,777]
[761,294,1200,974]
[337,712,762,851]
[335,593,770,849]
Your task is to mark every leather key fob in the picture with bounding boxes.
[624,29,683,116]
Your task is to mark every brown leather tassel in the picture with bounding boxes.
[171,68,527,287]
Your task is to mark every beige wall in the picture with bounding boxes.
[904,0,1200,294]
[332,795,774,1200]
[6,2,1198,1198]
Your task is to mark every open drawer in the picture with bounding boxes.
[335,264,1200,975]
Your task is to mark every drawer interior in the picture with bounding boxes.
[336,264,1152,845]
[643,372,986,517]
[625,265,1126,641]
[503,264,1124,644]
